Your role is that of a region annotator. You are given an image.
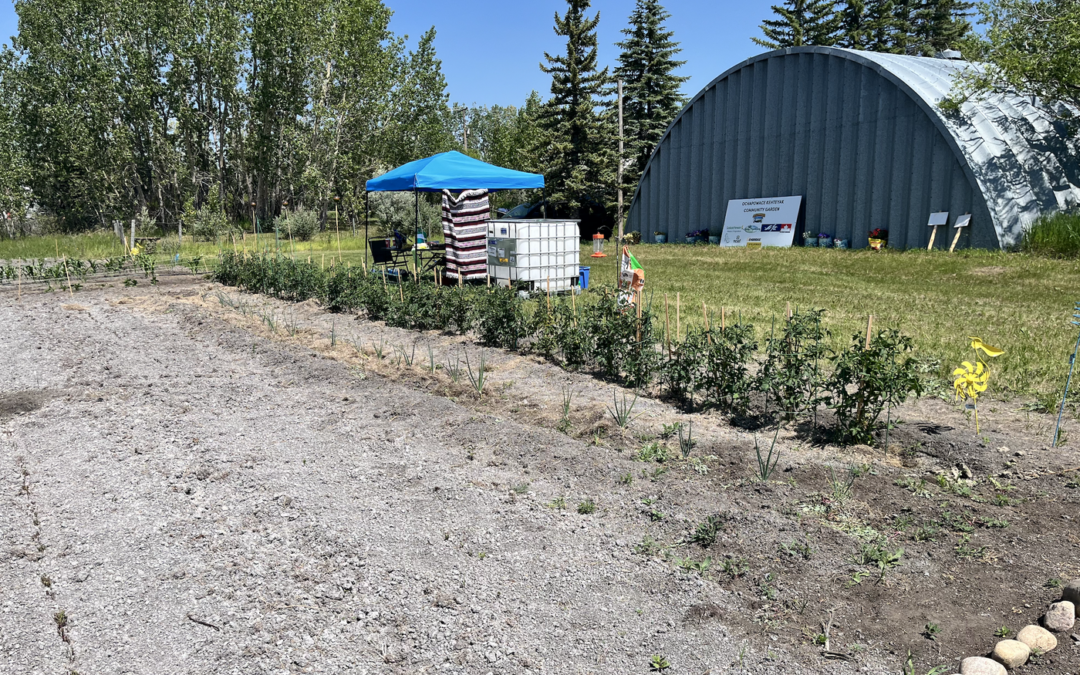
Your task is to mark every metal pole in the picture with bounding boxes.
[414,191,420,284]
[617,79,624,290]
[1053,305,1080,447]
[617,79,624,248]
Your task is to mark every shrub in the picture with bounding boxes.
[277,208,319,241]
[1020,211,1080,257]
[476,285,528,350]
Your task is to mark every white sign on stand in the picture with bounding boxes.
[720,196,803,248]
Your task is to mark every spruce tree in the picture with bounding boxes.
[914,0,975,55]
[538,0,614,210]
[614,0,688,186]
[839,0,869,49]
[752,0,842,49]
[840,0,901,52]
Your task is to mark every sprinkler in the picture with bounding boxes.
[1052,301,1080,448]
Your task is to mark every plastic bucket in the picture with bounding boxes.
[709,236,720,245]
[579,266,591,290]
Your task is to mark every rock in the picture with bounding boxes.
[960,656,1006,675]
[1044,601,1076,632]
[1063,579,1080,607]
[992,639,1030,668]
[1016,625,1056,653]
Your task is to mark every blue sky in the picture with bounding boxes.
[0,0,779,107]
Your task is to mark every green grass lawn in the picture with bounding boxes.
[4,232,1079,402]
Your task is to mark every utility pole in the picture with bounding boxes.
[617,79,624,288]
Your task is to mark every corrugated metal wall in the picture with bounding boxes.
[627,50,996,249]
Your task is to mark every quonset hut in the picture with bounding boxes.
[626,46,1080,250]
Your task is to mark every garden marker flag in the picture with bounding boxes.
[620,246,645,295]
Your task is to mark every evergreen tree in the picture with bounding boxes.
[537,0,614,211]
[752,0,842,49]
[840,0,901,52]
[914,0,975,55]
[839,0,869,49]
[864,0,900,51]
[614,0,688,187]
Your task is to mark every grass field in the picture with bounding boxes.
[3,232,1079,403]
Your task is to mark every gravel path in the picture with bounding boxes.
[0,285,883,674]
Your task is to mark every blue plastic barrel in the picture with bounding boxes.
[579,266,591,290]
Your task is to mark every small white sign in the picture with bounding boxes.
[928,212,949,227]
[720,196,803,248]
[954,214,971,228]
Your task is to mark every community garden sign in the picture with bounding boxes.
[720,196,802,248]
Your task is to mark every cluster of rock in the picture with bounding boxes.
[956,579,1078,674]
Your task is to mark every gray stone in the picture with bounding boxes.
[1063,578,1080,607]
[1044,601,1076,632]
[1016,624,1056,653]
[960,656,1006,675]
[992,639,1030,668]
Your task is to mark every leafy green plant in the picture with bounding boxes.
[758,309,829,421]
[994,625,1011,638]
[828,328,922,445]
[577,499,596,514]
[721,556,749,579]
[923,622,940,641]
[690,515,724,547]
[659,422,681,439]
[827,464,858,504]
[635,441,668,463]
[853,540,903,581]
[698,320,758,414]
[648,654,671,672]
[608,389,640,429]
[780,537,813,560]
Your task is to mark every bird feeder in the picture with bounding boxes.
[590,233,607,258]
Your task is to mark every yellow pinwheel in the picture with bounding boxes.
[969,337,1005,358]
[953,360,989,401]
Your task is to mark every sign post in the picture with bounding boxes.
[720,196,802,248]
[927,211,949,250]
[949,213,971,253]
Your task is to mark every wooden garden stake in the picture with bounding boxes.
[676,292,681,342]
[926,212,949,250]
[399,282,404,303]
[636,290,642,343]
[381,267,387,289]
[433,267,438,285]
[786,301,791,320]
[546,276,551,312]
[664,294,671,355]
[949,214,971,253]
[721,306,726,332]
[865,315,874,349]
[703,302,712,345]
[570,286,577,325]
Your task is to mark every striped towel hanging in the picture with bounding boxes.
[441,189,489,280]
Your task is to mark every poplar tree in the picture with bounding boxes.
[537,0,614,210]
[614,0,688,186]
[752,0,842,49]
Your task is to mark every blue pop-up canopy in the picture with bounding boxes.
[366,151,544,192]
[364,151,545,276]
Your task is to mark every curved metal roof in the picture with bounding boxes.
[631,46,1080,249]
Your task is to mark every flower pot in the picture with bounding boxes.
[819,238,833,249]
[804,238,818,248]
[709,235,720,245]
[834,239,848,249]
[654,234,667,244]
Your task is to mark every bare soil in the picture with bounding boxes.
[2,273,1079,675]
